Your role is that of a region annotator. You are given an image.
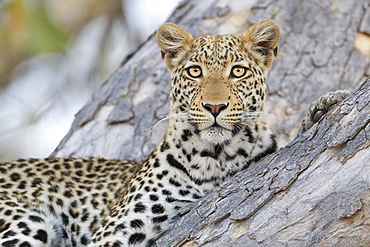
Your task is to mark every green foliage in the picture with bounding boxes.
[27,2,69,53]
[0,0,70,88]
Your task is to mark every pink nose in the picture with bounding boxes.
[202,103,228,117]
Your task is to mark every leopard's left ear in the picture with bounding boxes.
[242,20,281,68]
[156,23,194,70]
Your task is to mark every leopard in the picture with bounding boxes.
[0,19,349,247]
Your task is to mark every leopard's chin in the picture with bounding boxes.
[199,127,233,144]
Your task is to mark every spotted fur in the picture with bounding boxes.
[0,158,140,246]
[1,20,280,246]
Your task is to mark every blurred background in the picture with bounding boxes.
[0,0,179,162]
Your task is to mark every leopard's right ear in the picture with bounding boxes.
[242,20,281,68]
[156,23,193,70]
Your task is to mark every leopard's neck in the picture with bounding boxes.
[154,118,277,194]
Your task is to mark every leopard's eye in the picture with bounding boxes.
[186,66,202,78]
[231,66,247,78]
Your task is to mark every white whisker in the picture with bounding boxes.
[158,112,189,124]
[144,112,190,134]
[241,111,279,124]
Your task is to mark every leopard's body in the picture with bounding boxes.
[0,158,141,246]
[1,20,281,246]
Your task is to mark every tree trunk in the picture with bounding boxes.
[156,78,370,246]
[52,0,370,160]
[51,0,370,245]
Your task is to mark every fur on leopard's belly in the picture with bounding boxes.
[1,20,280,247]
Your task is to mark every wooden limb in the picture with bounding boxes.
[52,0,370,160]
[156,79,370,246]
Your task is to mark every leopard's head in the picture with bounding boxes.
[157,20,280,144]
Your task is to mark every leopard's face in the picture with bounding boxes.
[157,21,280,144]
[170,35,269,144]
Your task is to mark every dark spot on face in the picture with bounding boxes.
[29,215,44,223]
[237,148,249,158]
[2,230,16,239]
[34,229,48,244]
[153,159,160,168]
[69,207,79,219]
[17,181,27,189]
[2,239,19,246]
[166,196,176,203]
[134,193,143,201]
[190,164,199,169]
[116,223,126,231]
[160,141,170,152]
[162,189,171,195]
[186,154,192,162]
[181,129,193,142]
[80,234,90,245]
[20,241,31,247]
[130,219,144,229]
[166,154,189,176]
[179,190,190,196]
[112,240,123,247]
[10,173,21,182]
[130,186,136,193]
[150,194,159,201]
[152,215,168,223]
[151,204,165,214]
[193,194,202,199]
[61,213,69,226]
[56,199,64,207]
[134,202,146,213]
[63,190,73,198]
[18,222,31,236]
[128,233,146,245]
[169,178,181,187]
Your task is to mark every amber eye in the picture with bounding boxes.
[186,66,202,78]
[231,66,247,78]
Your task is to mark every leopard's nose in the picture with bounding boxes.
[202,103,229,118]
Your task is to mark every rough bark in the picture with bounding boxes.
[51,0,370,245]
[52,0,370,159]
[156,78,370,246]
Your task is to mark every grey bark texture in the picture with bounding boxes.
[51,0,370,246]
[156,78,370,246]
[52,0,370,159]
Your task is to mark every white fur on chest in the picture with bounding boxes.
[160,121,274,193]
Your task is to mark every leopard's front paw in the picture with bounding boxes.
[298,90,350,135]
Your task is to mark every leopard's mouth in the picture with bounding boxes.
[199,126,233,144]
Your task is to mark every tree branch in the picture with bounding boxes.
[52,0,370,160]
[156,79,370,246]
